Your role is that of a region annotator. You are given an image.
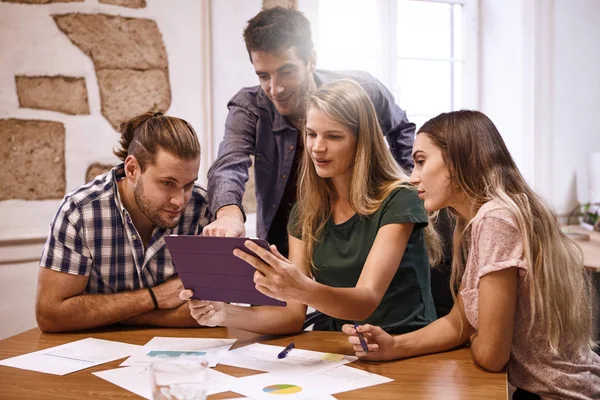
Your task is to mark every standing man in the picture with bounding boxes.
[204,7,415,256]
[35,112,210,332]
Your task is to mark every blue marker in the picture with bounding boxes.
[277,342,295,359]
[354,323,369,353]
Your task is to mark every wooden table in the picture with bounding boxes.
[0,326,507,400]
[564,225,600,272]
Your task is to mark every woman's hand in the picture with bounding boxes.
[179,289,227,327]
[233,241,311,303]
[341,324,399,361]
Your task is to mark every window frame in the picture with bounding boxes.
[306,0,480,122]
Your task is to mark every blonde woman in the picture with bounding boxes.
[343,110,600,399]
[182,79,439,335]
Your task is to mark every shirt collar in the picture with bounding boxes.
[110,164,129,220]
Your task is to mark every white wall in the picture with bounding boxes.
[479,0,528,180]
[0,0,210,242]
[480,0,600,215]
[551,0,600,212]
[210,0,261,161]
[0,261,38,340]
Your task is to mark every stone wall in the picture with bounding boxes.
[53,12,171,130]
[0,0,211,241]
[16,75,90,115]
[0,119,65,200]
[262,0,297,10]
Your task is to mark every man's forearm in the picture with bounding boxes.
[37,289,155,332]
[123,304,198,328]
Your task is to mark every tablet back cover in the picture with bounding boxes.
[164,236,286,307]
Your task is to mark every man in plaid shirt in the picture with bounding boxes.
[35,112,210,332]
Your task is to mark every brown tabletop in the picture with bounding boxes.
[0,326,507,399]
[564,225,600,272]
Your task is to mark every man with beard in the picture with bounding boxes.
[204,7,416,258]
[35,112,210,332]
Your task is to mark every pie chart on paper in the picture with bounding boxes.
[262,384,303,395]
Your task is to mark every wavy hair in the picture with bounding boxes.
[296,79,441,270]
[243,6,313,63]
[418,109,595,354]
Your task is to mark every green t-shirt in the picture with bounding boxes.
[288,186,436,334]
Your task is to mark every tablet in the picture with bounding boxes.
[164,235,286,307]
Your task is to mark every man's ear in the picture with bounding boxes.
[124,155,140,181]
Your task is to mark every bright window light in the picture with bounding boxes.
[316,0,477,131]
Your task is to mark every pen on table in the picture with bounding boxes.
[354,323,369,353]
[277,342,295,359]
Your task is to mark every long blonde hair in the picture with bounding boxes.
[419,110,595,354]
[296,79,441,270]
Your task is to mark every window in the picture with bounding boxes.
[315,0,479,130]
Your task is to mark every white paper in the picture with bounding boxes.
[93,366,238,399]
[121,337,237,368]
[308,365,393,394]
[220,343,357,378]
[0,338,140,376]
[230,366,392,400]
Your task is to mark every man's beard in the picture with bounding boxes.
[133,179,181,229]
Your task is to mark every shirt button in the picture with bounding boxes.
[282,174,287,179]
[289,145,295,151]
[132,235,137,240]
[272,204,277,209]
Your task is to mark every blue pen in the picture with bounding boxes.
[354,323,369,353]
[277,342,295,359]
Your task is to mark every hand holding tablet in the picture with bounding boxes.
[165,236,286,307]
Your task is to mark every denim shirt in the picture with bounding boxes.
[207,69,416,240]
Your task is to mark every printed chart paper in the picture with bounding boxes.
[121,337,237,368]
[229,365,392,400]
[220,343,357,378]
[0,338,140,375]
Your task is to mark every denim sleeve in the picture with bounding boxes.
[368,81,416,173]
[207,104,257,219]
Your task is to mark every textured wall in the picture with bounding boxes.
[85,163,113,183]
[53,13,170,130]
[0,0,82,3]
[0,0,211,241]
[0,119,65,200]
[262,0,297,10]
[98,0,146,8]
[16,75,89,115]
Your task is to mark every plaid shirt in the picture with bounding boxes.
[40,164,211,294]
